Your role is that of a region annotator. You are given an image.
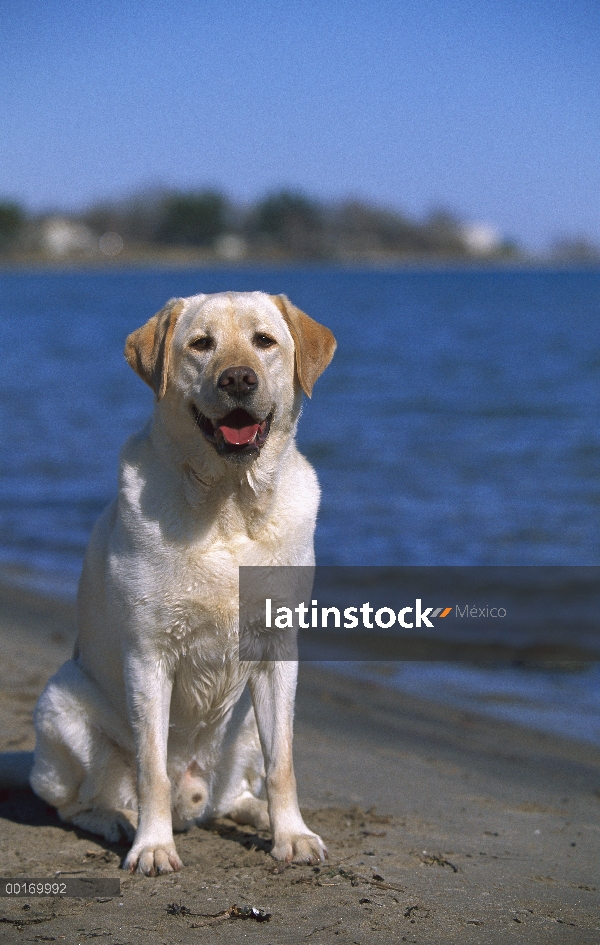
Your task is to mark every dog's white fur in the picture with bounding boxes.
[30,291,336,875]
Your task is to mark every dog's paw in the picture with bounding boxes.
[123,843,183,876]
[271,831,327,865]
[228,793,270,831]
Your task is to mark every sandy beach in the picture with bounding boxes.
[0,583,598,944]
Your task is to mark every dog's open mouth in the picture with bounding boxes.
[192,406,272,455]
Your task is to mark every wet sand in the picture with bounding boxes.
[0,583,599,943]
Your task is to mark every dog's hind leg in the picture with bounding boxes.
[210,686,269,830]
[30,660,137,843]
[171,760,210,831]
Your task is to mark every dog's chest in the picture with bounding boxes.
[151,531,272,650]
[122,456,314,655]
[155,551,252,720]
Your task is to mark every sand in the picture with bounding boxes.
[0,583,598,944]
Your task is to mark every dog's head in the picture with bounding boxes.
[124,291,336,465]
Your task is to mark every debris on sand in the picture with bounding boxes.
[166,901,271,925]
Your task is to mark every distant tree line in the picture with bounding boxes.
[0,201,25,251]
[0,189,598,262]
[79,189,515,259]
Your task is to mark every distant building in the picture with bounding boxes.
[41,218,96,257]
[460,222,502,256]
[214,233,247,260]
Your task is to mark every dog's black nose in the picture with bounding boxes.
[217,366,258,398]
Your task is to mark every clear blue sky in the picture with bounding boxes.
[1,0,598,249]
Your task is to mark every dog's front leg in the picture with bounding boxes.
[250,661,327,864]
[123,658,182,876]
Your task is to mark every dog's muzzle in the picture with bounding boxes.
[192,405,272,456]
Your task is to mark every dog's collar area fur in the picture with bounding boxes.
[191,404,272,457]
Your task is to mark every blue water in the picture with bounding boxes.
[1,266,599,742]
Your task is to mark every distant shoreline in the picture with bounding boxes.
[2,254,599,273]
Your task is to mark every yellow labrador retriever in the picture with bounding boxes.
[30,291,336,875]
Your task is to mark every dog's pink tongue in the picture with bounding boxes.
[217,421,260,446]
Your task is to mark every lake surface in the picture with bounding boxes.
[1,266,599,742]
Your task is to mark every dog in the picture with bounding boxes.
[29,291,336,875]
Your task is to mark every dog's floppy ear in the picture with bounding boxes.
[272,295,336,398]
[124,298,185,399]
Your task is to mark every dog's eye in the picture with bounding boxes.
[254,333,276,349]
[190,337,213,351]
